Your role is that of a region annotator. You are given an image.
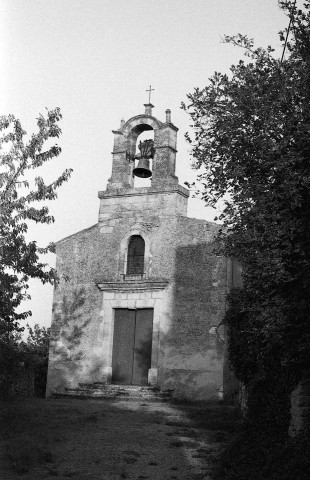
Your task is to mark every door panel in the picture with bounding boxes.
[111,309,135,385]
[132,309,153,386]
[111,308,154,386]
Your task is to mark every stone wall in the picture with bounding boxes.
[46,108,238,401]
[158,217,230,400]
[46,224,104,395]
[46,199,236,400]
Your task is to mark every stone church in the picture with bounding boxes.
[46,102,240,401]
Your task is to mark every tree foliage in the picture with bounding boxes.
[0,108,72,336]
[182,0,310,435]
[21,324,50,397]
[0,324,50,399]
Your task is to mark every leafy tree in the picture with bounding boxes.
[21,324,50,397]
[24,323,50,358]
[0,108,71,398]
[0,324,51,399]
[182,0,310,439]
[0,108,72,337]
[0,334,23,399]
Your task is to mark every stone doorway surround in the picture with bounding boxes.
[97,279,169,386]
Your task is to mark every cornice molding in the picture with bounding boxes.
[97,279,169,291]
[98,184,189,199]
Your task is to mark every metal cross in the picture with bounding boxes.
[146,85,154,103]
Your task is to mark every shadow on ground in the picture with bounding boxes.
[0,398,241,480]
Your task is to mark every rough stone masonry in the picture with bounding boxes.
[46,103,240,401]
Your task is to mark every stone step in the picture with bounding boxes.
[52,384,173,401]
[78,383,159,391]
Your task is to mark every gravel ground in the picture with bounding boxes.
[0,397,240,480]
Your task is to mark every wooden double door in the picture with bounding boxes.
[111,308,153,386]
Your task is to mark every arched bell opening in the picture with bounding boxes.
[132,128,154,188]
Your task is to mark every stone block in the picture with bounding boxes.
[103,292,115,300]
[135,300,147,309]
[98,212,112,219]
[152,290,163,299]
[127,300,136,309]
[99,201,118,211]
[103,366,112,384]
[127,292,140,300]
[107,219,117,227]
[148,368,158,385]
[140,291,151,299]
[117,299,129,308]
[100,226,114,234]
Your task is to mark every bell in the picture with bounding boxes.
[133,158,152,178]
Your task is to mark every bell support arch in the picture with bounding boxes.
[107,109,179,190]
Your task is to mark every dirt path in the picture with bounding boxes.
[0,398,240,480]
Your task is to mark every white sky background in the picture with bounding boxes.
[0,0,296,330]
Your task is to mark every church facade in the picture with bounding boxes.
[46,103,239,401]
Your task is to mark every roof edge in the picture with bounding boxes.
[55,223,98,245]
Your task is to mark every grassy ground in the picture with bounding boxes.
[212,424,310,480]
[0,398,241,479]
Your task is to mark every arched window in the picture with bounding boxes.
[127,235,145,275]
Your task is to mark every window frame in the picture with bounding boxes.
[126,235,145,276]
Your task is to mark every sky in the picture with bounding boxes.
[0,0,295,331]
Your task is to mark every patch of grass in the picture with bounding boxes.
[4,432,53,474]
[179,405,242,432]
[46,468,59,476]
[63,470,77,477]
[191,474,211,480]
[178,428,200,438]
[165,420,183,427]
[196,446,216,453]
[83,414,98,423]
[213,427,310,480]
[169,440,183,447]
[0,401,55,475]
[192,453,208,459]
[123,450,140,457]
[123,456,138,464]
[209,431,229,442]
